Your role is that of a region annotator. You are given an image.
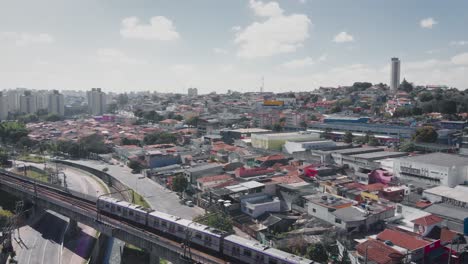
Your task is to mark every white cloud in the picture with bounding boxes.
[450,40,468,46]
[282,57,315,69]
[0,32,54,46]
[231,26,242,32]
[120,16,179,41]
[213,48,228,55]
[405,59,444,70]
[451,52,468,65]
[299,0,307,3]
[96,48,146,65]
[249,0,283,17]
[318,54,328,62]
[420,17,438,29]
[333,32,354,43]
[235,1,311,58]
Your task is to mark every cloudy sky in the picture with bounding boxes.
[1,0,467,93]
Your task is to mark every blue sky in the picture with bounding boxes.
[0,0,467,93]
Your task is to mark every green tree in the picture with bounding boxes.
[413,126,438,143]
[399,79,413,93]
[343,131,353,143]
[172,174,188,192]
[143,132,177,145]
[186,116,200,127]
[309,114,318,121]
[300,121,308,129]
[321,128,333,140]
[79,134,110,154]
[330,105,342,114]
[107,103,118,114]
[273,123,283,132]
[307,243,328,263]
[128,160,143,173]
[367,136,379,146]
[173,115,184,121]
[45,114,63,122]
[0,149,10,166]
[121,138,141,146]
[418,92,433,102]
[399,141,415,152]
[0,122,29,143]
[193,212,233,233]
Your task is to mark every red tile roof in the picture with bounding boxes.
[197,174,232,183]
[440,228,460,244]
[256,154,286,162]
[411,214,443,227]
[356,239,405,264]
[377,229,432,250]
[362,183,385,192]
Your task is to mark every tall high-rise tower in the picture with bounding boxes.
[390,58,401,92]
[48,90,65,116]
[87,88,107,115]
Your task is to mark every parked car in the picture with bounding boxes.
[185,200,194,207]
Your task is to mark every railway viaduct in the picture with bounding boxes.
[0,170,226,264]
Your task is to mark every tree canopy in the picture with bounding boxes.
[343,131,353,143]
[172,174,188,192]
[413,126,438,143]
[193,212,233,233]
[143,132,177,145]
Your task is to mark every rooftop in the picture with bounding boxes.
[303,193,354,209]
[356,239,405,264]
[423,185,468,204]
[396,152,468,167]
[376,229,433,250]
[350,151,408,160]
[411,214,444,226]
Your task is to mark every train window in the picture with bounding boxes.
[129,211,134,216]
[117,207,121,212]
[269,259,278,264]
[105,204,110,208]
[123,209,127,216]
[154,219,159,226]
[195,233,202,240]
[111,205,115,212]
[177,226,184,232]
[232,246,240,256]
[136,214,140,221]
[243,249,252,257]
[161,221,167,227]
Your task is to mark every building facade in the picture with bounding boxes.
[87,88,107,115]
[48,90,65,116]
[19,91,37,114]
[390,57,400,92]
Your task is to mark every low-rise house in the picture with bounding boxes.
[184,163,224,185]
[196,174,232,192]
[159,119,182,130]
[145,150,182,169]
[241,194,281,218]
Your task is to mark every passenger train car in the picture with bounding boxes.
[97,196,313,264]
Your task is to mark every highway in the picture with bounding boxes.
[10,163,108,264]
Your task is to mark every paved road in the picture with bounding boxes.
[10,163,108,264]
[67,159,204,219]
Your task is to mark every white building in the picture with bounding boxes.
[240,194,281,218]
[48,90,65,116]
[19,91,37,114]
[390,57,400,92]
[0,93,9,120]
[188,87,198,97]
[34,90,49,110]
[6,88,26,112]
[283,140,336,154]
[393,153,468,187]
[87,88,107,115]
[251,132,320,151]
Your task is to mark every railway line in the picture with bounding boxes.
[0,170,227,264]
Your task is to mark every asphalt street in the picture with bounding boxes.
[68,159,204,219]
[10,163,108,264]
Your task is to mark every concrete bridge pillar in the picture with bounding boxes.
[67,219,80,237]
[149,253,160,264]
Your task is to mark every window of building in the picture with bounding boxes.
[312,208,316,213]
[335,218,342,224]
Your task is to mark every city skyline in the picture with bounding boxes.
[1,0,468,93]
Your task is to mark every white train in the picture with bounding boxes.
[97,196,314,264]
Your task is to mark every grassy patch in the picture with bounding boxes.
[131,191,150,208]
[125,243,144,252]
[25,170,49,183]
[18,155,46,163]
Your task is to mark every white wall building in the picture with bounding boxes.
[19,91,37,114]
[241,194,281,218]
[390,57,400,92]
[251,132,320,151]
[283,140,336,154]
[0,93,9,120]
[87,88,107,115]
[48,90,65,116]
[393,153,468,187]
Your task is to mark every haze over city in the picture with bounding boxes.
[1,0,468,93]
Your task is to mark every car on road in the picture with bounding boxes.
[102,167,109,172]
[185,200,194,207]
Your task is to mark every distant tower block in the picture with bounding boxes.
[188,87,198,97]
[390,58,401,92]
